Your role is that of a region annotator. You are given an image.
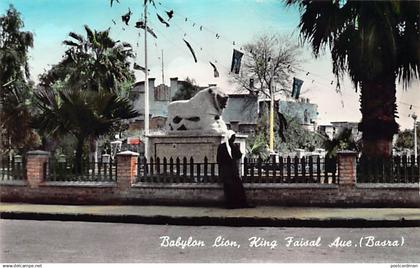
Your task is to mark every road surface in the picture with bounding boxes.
[1,219,419,263]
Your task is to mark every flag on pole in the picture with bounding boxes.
[121,8,132,25]
[156,14,170,27]
[230,49,244,74]
[183,39,197,63]
[209,62,219,78]
[166,10,174,20]
[291,77,303,99]
[133,63,150,73]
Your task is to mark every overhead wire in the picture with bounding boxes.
[149,19,233,77]
[156,1,244,51]
[156,0,338,88]
[152,4,233,74]
[111,1,420,114]
[110,0,346,95]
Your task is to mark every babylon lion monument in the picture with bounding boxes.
[148,86,246,163]
[167,87,229,134]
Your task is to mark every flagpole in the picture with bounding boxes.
[161,49,164,85]
[144,0,149,160]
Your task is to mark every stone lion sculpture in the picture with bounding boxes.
[167,87,229,134]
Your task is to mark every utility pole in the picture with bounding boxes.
[412,113,417,161]
[143,0,149,160]
[269,82,274,152]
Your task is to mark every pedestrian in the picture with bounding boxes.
[217,130,253,209]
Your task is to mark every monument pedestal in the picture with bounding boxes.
[147,131,247,163]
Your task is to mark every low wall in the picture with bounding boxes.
[1,151,419,207]
[1,182,419,207]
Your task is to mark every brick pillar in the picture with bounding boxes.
[116,151,139,190]
[26,150,49,188]
[337,150,358,188]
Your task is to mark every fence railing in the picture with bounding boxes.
[137,156,338,184]
[357,155,420,183]
[243,156,337,184]
[137,157,220,183]
[0,156,25,181]
[46,158,116,182]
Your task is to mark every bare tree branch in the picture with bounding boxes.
[230,33,302,99]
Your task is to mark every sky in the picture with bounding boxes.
[1,0,419,130]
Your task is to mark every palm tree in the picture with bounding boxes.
[33,89,139,172]
[286,0,419,157]
[35,26,137,170]
[40,25,135,93]
[323,128,359,158]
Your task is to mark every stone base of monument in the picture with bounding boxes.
[147,131,247,163]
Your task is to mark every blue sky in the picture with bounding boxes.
[1,0,419,130]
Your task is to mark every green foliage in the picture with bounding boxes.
[394,126,420,153]
[275,115,324,153]
[0,5,38,153]
[286,0,419,88]
[254,102,323,154]
[172,77,199,101]
[39,25,135,94]
[323,128,359,157]
[0,5,33,84]
[33,25,138,169]
[286,0,419,157]
[33,89,139,139]
[32,89,139,171]
[246,133,270,160]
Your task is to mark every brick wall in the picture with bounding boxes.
[1,151,419,207]
[26,150,49,188]
[337,151,357,186]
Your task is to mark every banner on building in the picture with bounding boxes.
[230,49,244,74]
[250,78,254,88]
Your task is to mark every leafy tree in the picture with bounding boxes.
[0,5,38,154]
[274,114,324,153]
[286,0,420,157]
[34,26,138,169]
[246,133,270,160]
[172,77,200,101]
[33,89,139,172]
[394,126,420,153]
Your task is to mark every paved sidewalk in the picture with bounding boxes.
[1,202,419,227]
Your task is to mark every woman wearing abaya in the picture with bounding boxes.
[217,130,252,209]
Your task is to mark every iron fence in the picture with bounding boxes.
[0,156,25,181]
[137,157,219,183]
[46,158,116,182]
[243,156,337,184]
[136,156,338,184]
[357,155,420,183]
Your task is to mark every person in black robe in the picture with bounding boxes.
[217,130,253,209]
